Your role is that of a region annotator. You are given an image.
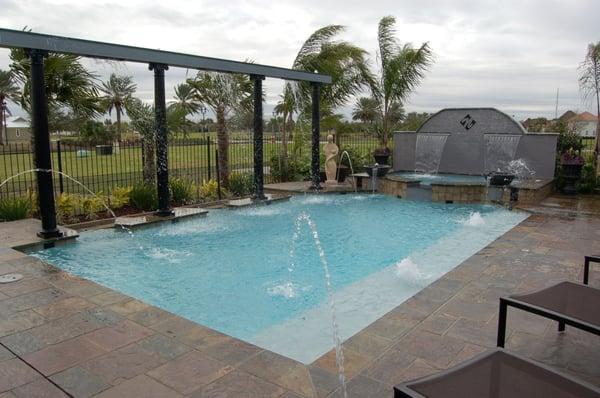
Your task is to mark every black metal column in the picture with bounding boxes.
[252,75,266,199]
[29,49,61,238]
[150,63,173,216]
[310,83,322,190]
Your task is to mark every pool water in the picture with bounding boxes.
[31,195,527,363]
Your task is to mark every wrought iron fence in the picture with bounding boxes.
[0,132,385,199]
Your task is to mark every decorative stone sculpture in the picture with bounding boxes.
[324,134,339,184]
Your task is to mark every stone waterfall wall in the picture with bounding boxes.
[392,108,558,179]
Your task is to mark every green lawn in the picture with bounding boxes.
[1,132,382,197]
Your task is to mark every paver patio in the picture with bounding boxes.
[0,195,599,397]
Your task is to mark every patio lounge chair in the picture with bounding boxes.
[583,255,600,285]
[393,349,600,398]
[497,256,600,347]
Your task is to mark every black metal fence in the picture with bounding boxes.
[0,132,384,199]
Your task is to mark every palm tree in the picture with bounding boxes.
[100,73,137,141]
[352,96,379,125]
[187,72,252,187]
[368,16,434,154]
[290,25,373,113]
[127,99,155,184]
[275,25,372,168]
[9,48,101,132]
[128,97,189,185]
[168,83,201,137]
[273,84,295,166]
[579,42,600,154]
[0,70,20,145]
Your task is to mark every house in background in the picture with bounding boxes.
[1,116,31,145]
[558,111,598,138]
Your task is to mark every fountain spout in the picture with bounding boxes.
[337,150,357,192]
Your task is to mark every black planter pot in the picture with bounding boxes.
[364,165,391,177]
[560,163,583,194]
[373,153,390,165]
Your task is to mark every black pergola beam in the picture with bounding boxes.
[0,28,332,84]
[310,83,322,190]
[150,63,173,216]
[28,49,61,238]
[252,75,266,200]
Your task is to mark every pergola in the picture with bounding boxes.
[0,28,331,238]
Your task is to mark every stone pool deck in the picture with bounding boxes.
[0,195,599,397]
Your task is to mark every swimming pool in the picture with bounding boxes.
[31,194,527,363]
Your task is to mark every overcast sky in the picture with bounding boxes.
[0,0,598,122]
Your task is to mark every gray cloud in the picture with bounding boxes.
[0,0,598,122]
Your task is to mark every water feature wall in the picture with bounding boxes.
[414,134,449,173]
[393,108,558,179]
[484,134,521,174]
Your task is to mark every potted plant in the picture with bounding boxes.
[559,149,584,194]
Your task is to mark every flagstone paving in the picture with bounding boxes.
[0,195,599,396]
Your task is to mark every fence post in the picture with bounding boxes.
[215,148,222,200]
[56,140,64,193]
[207,137,211,180]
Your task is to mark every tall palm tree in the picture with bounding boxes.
[9,48,101,132]
[352,96,379,125]
[170,83,201,115]
[369,16,434,154]
[187,72,252,187]
[169,83,201,137]
[290,25,373,113]
[0,70,20,145]
[579,42,600,154]
[100,73,137,141]
[276,25,372,167]
[273,84,295,166]
[127,99,155,184]
[128,97,189,185]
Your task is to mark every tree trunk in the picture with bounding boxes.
[0,101,5,145]
[116,107,122,142]
[216,105,229,188]
[142,137,155,185]
[280,111,288,175]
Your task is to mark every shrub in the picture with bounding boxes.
[199,179,225,201]
[81,195,107,220]
[228,173,254,197]
[169,178,194,204]
[130,184,158,211]
[339,145,371,171]
[109,186,132,209]
[577,163,599,193]
[269,152,312,182]
[56,192,110,223]
[80,120,116,146]
[0,196,31,221]
[56,192,78,223]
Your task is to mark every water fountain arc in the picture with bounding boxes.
[287,212,347,398]
[337,150,357,192]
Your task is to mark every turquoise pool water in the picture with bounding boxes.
[31,195,527,363]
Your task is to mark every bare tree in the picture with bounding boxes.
[579,42,600,155]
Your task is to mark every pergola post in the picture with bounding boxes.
[150,63,173,216]
[252,75,266,199]
[29,49,61,238]
[310,82,322,190]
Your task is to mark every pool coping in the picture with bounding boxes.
[1,196,599,396]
